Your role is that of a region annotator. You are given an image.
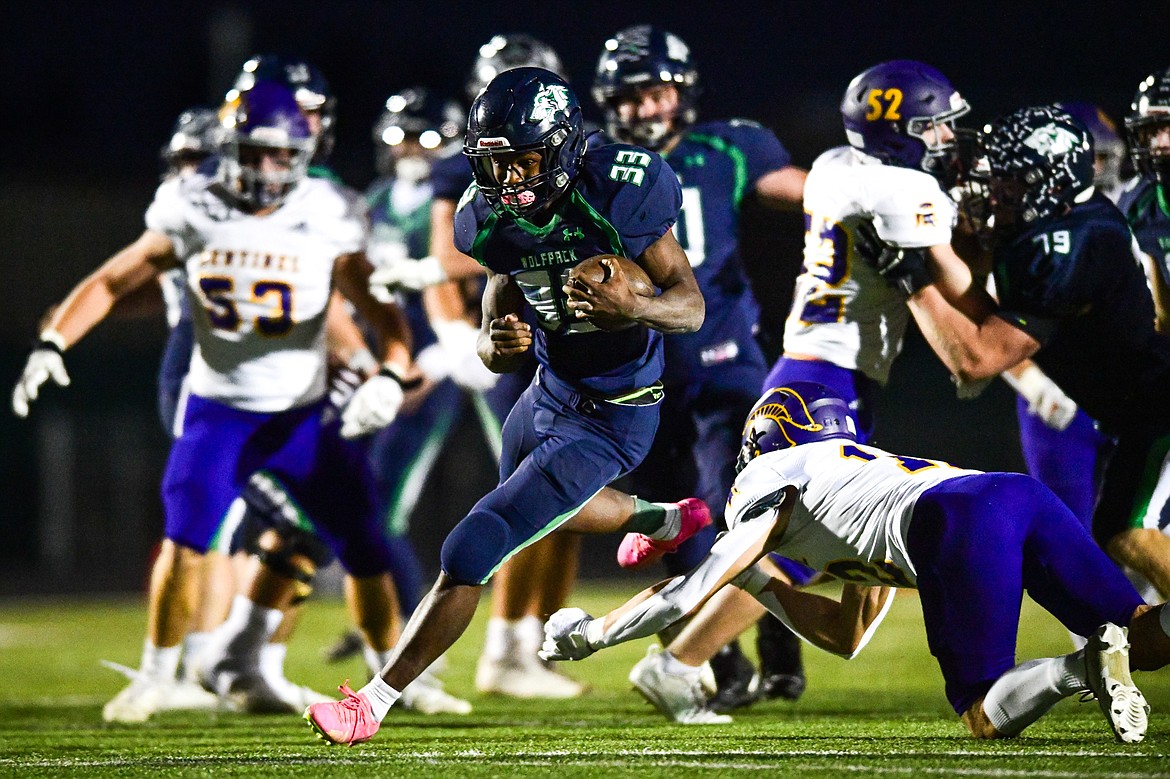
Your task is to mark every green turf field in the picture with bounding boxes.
[1,584,1167,777]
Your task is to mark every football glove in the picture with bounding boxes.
[12,333,70,418]
[369,255,447,294]
[854,220,932,296]
[539,607,597,662]
[1002,364,1077,431]
[432,319,498,392]
[339,365,413,439]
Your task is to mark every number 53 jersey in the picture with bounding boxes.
[727,439,977,587]
[784,146,955,384]
[146,173,367,412]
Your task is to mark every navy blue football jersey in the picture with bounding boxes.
[454,142,682,394]
[660,119,792,380]
[992,193,1170,429]
[431,147,474,203]
[1118,178,1170,284]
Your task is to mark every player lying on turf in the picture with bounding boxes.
[542,382,1168,742]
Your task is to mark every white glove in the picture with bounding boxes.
[414,343,451,383]
[1001,364,1078,431]
[12,334,71,418]
[339,368,406,439]
[369,255,447,294]
[432,319,498,392]
[538,607,597,662]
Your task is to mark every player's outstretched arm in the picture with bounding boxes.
[335,252,412,369]
[734,562,893,659]
[47,229,178,349]
[541,503,788,662]
[753,165,807,211]
[630,230,704,334]
[13,229,176,417]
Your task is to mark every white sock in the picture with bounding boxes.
[218,595,284,664]
[363,643,393,678]
[515,615,544,656]
[358,676,401,721]
[141,639,181,681]
[482,617,517,661]
[982,651,1085,736]
[661,650,700,677]
[646,503,682,541]
[180,632,211,681]
[260,643,287,683]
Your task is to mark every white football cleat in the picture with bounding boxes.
[399,669,472,715]
[1085,623,1149,743]
[628,645,732,725]
[475,653,587,699]
[102,676,169,723]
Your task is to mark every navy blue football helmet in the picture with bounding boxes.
[841,60,969,178]
[464,67,586,218]
[161,106,220,176]
[1057,101,1124,192]
[735,383,857,473]
[232,54,336,162]
[373,87,464,178]
[218,80,315,209]
[1126,68,1170,186]
[592,25,699,150]
[466,34,566,103]
[984,105,1093,224]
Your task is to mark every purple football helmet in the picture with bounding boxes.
[841,60,969,178]
[735,383,857,473]
[218,80,315,209]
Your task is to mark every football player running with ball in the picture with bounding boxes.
[305,67,708,745]
[543,382,1167,743]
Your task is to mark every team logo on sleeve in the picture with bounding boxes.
[529,84,570,123]
[1022,124,1080,157]
[915,202,936,227]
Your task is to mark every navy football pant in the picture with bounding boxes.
[907,472,1143,714]
[441,369,659,585]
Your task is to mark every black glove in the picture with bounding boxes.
[853,220,932,296]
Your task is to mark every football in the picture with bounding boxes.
[567,254,656,297]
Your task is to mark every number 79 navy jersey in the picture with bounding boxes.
[992,192,1170,430]
[454,142,682,395]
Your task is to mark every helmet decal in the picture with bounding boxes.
[530,84,570,123]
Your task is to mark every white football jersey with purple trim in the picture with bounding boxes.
[727,439,976,587]
[783,146,955,383]
[146,173,366,412]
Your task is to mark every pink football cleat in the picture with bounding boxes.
[617,497,712,569]
[304,682,380,746]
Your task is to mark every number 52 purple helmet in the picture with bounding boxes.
[841,60,969,179]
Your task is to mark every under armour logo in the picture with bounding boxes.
[563,227,584,242]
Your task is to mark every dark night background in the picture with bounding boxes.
[2,1,1166,593]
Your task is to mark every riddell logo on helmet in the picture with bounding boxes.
[477,137,510,148]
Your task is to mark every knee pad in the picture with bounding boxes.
[441,508,516,585]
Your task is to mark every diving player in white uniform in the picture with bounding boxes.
[542,382,1169,743]
[13,80,415,722]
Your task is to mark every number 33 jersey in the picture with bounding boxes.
[784,146,955,384]
[727,440,976,587]
[146,173,367,412]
